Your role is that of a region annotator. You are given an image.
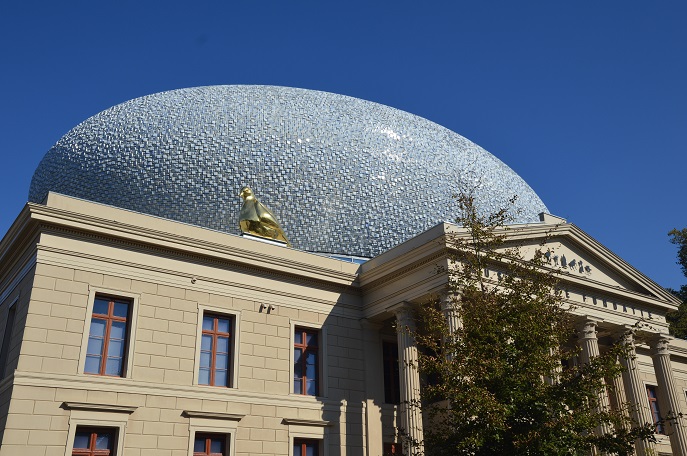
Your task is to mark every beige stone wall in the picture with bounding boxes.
[1,384,366,456]
[0,265,35,379]
[1,254,367,455]
[0,264,36,444]
[2,196,684,455]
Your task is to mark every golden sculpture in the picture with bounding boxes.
[238,187,291,246]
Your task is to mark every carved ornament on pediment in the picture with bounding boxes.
[544,250,593,275]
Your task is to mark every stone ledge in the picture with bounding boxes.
[62,402,137,414]
[281,418,332,427]
[182,410,245,421]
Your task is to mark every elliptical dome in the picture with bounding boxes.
[29,85,547,257]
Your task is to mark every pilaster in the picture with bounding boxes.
[577,318,612,440]
[651,335,687,456]
[619,329,655,456]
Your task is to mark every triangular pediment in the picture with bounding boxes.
[538,238,639,290]
[503,223,678,304]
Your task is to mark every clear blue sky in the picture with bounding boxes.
[1,1,685,289]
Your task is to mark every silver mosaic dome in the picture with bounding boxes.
[29,85,548,258]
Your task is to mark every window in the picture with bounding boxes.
[85,296,131,377]
[0,302,17,378]
[194,433,227,456]
[383,442,398,455]
[294,327,319,396]
[72,427,116,455]
[382,341,400,404]
[200,314,233,387]
[647,385,664,434]
[293,438,319,456]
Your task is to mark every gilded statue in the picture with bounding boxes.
[238,187,291,245]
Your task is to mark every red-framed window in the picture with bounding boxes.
[293,438,319,456]
[383,341,400,404]
[294,327,319,396]
[193,433,227,456]
[647,385,665,434]
[72,427,115,456]
[85,296,130,376]
[199,314,233,387]
[383,442,398,455]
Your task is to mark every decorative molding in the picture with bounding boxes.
[24,199,361,285]
[35,244,362,313]
[14,371,343,410]
[182,410,245,421]
[61,402,137,414]
[281,418,333,427]
[38,223,359,292]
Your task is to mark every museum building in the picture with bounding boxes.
[0,86,685,456]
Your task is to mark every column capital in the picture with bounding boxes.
[440,293,460,313]
[387,302,414,321]
[649,334,673,357]
[617,325,637,344]
[576,317,601,341]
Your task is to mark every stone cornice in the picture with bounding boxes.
[281,418,333,427]
[359,248,449,294]
[35,244,361,313]
[0,205,40,289]
[0,253,35,306]
[13,371,344,410]
[182,410,244,421]
[24,201,360,291]
[62,402,137,414]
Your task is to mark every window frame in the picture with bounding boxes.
[199,313,233,387]
[287,423,328,456]
[290,320,327,398]
[85,296,130,377]
[186,413,238,456]
[78,288,140,379]
[193,432,228,456]
[71,426,117,456]
[294,327,319,396]
[646,384,665,434]
[63,408,130,456]
[193,305,241,389]
[293,438,321,456]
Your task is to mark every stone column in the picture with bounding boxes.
[577,318,613,438]
[608,358,627,414]
[392,303,424,455]
[619,330,655,456]
[440,293,463,334]
[441,293,462,362]
[651,335,687,456]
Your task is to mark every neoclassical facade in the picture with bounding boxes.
[1,86,685,455]
[0,193,684,456]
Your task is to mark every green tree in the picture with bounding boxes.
[667,228,687,338]
[403,195,656,456]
